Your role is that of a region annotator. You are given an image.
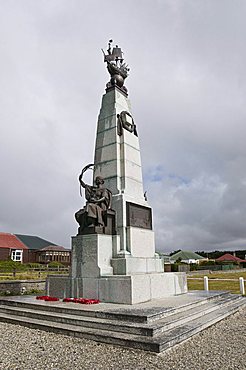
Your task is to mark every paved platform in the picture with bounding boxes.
[0,291,245,353]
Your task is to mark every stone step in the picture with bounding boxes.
[0,311,160,352]
[144,291,232,323]
[0,304,151,336]
[158,298,246,353]
[0,297,245,353]
[149,293,241,336]
[0,294,241,337]
[0,291,232,323]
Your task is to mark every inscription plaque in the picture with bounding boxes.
[126,202,152,230]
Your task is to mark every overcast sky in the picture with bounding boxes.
[1,0,246,253]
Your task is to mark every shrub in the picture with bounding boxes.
[199,260,216,266]
[0,260,27,272]
[190,263,198,271]
[48,261,65,268]
[25,263,43,269]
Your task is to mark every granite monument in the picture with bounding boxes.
[47,41,187,303]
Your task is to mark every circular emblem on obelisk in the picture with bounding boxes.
[117,111,138,137]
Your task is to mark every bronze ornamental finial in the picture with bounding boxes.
[102,40,130,95]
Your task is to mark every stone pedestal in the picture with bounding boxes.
[48,270,187,304]
[99,272,187,304]
[48,232,187,302]
[71,235,113,278]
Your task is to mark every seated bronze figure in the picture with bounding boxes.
[75,164,115,235]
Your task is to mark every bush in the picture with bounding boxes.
[0,260,27,272]
[190,263,198,271]
[48,262,65,268]
[25,263,43,269]
[199,260,216,266]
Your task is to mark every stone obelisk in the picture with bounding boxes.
[47,41,187,304]
[91,41,187,302]
[94,41,160,269]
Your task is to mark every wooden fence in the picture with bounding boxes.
[187,276,245,295]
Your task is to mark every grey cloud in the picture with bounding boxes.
[0,0,246,252]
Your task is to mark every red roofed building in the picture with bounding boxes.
[0,233,28,263]
[0,233,71,265]
[216,253,246,264]
[36,245,70,265]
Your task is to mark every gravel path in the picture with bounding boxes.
[0,307,246,370]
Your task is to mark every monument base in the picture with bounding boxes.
[98,272,188,304]
[47,272,187,304]
[71,234,115,278]
[111,256,163,274]
[47,235,188,304]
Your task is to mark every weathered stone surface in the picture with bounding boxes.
[126,228,155,257]
[48,276,71,299]
[99,273,188,304]
[71,235,113,278]
[111,256,163,275]
[94,88,145,201]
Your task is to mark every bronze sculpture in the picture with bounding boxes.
[117,111,138,137]
[102,39,129,94]
[75,164,114,234]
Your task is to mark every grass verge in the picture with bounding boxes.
[187,271,246,294]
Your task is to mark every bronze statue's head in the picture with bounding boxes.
[95,176,104,185]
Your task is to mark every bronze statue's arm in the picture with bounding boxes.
[79,163,94,188]
[79,173,86,188]
[91,196,106,203]
[96,188,109,203]
[92,189,110,207]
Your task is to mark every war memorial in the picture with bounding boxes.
[48,40,187,304]
[0,41,245,353]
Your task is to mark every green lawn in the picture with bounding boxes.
[0,270,68,281]
[187,271,246,294]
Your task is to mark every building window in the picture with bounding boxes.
[11,249,23,262]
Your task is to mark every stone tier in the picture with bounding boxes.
[48,272,187,305]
